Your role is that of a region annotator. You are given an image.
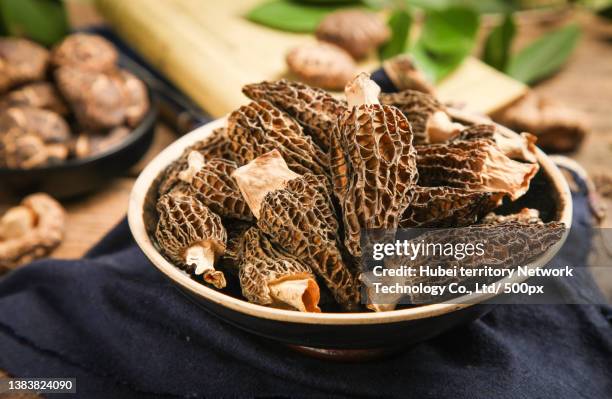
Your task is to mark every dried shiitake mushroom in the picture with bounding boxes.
[226,100,329,180]
[331,73,418,257]
[242,79,347,152]
[120,70,149,127]
[316,10,390,60]
[482,208,543,225]
[416,139,539,201]
[379,55,435,94]
[178,151,253,221]
[51,33,118,72]
[156,191,227,288]
[74,126,130,158]
[0,38,49,93]
[286,41,357,91]
[239,227,321,312]
[493,92,588,153]
[233,151,361,310]
[158,128,235,196]
[0,193,65,271]
[379,90,463,145]
[400,186,502,228]
[1,82,69,115]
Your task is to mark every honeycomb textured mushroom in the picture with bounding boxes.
[331,73,418,257]
[242,79,347,152]
[239,227,321,312]
[1,82,69,115]
[156,192,227,288]
[482,208,543,225]
[286,42,356,91]
[0,193,65,271]
[380,55,435,94]
[50,33,118,72]
[234,152,360,310]
[416,139,539,201]
[400,186,503,228]
[316,10,390,60]
[456,124,537,163]
[379,90,462,144]
[226,100,329,179]
[363,221,564,310]
[0,38,49,93]
[178,151,253,221]
[157,128,235,196]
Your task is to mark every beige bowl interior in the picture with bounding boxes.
[128,110,572,325]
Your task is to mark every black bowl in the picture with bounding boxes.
[128,112,572,355]
[0,93,157,199]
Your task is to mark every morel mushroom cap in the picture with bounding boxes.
[158,128,236,196]
[400,186,503,228]
[332,73,418,257]
[55,66,126,129]
[178,151,253,221]
[226,100,329,180]
[380,55,435,95]
[51,33,118,72]
[74,126,130,159]
[416,139,539,201]
[1,82,69,115]
[0,193,65,271]
[379,90,463,145]
[155,192,227,288]
[456,124,537,163]
[286,41,357,91]
[315,10,390,60]
[242,79,347,152]
[239,227,321,312]
[231,149,299,219]
[0,38,49,93]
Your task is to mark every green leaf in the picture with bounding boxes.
[506,24,581,84]
[410,6,479,82]
[0,0,68,46]
[378,9,412,60]
[245,0,346,32]
[483,13,515,71]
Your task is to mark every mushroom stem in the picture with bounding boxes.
[426,111,464,143]
[481,144,539,201]
[232,149,299,219]
[185,243,226,288]
[345,72,380,108]
[269,277,321,313]
[493,131,537,163]
[178,151,205,184]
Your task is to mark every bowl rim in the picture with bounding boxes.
[128,110,573,325]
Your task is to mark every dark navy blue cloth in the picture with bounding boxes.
[0,168,611,399]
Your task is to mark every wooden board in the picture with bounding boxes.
[96,0,527,116]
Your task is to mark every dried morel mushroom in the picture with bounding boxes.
[1,82,69,115]
[51,33,118,72]
[242,79,347,152]
[286,42,356,91]
[178,151,253,221]
[332,73,418,257]
[157,128,235,196]
[493,92,588,153]
[363,221,565,311]
[226,100,329,179]
[55,66,126,129]
[120,70,149,127]
[0,193,65,271]
[74,126,130,158]
[456,123,537,163]
[379,90,462,145]
[239,227,321,312]
[400,186,503,228]
[0,38,49,93]
[379,55,435,95]
[234,151,361,310]
[416,139,539,201]
[316,10,390,60]
[156,192,227,288]
[482,208,543,225]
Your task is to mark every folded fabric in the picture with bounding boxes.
[0,165,610,399]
